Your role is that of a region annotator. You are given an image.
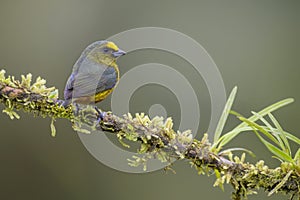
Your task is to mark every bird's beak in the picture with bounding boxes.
[113,49,126,58]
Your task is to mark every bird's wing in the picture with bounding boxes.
[64,66,117,100]
[64,73,76,100]
[97,67,118,92]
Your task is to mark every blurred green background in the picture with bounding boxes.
[0,0,299,199]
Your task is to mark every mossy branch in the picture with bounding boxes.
[0,69,299,200]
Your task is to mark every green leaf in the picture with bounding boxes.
[239,117,280,146]
[284,131,300,145]
[235,98,294,130]
[261,139,293,163]
[271,156,284,163]
[251,112,286,152]
[261,126,300,145]
[219,147,255,158]
[213,127,253,150]
[294,148,300,161]
[213,98,294,150]
[213,86,238,144]
[241,117,293,162]
[268,113,291,156]
[229,110,243,117]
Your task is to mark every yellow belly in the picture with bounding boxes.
[94,89,113,103]
[73,89,113,104]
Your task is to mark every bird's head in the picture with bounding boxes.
[86,40,126,67]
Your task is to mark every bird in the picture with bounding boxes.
[63,40,126,106]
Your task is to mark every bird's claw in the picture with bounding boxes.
[94,106,106,124]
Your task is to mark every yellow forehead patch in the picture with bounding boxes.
[106,42,119,51]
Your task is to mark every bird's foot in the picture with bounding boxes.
[94,106,106,124]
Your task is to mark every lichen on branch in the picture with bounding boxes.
[0,69,299,200]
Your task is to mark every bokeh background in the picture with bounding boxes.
[0,0,299,199]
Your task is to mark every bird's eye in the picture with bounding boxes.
[103,48,110,53]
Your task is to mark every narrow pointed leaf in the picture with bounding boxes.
[214,127,253,150]
[219,147,255,157]
[235,98,294,130]
[241,117,293,162]
[239,117,280,146]
[215,99,294,149]
[261,126,300,145]
[294,148,300,161]
[213,86,237,144]
[252,111,286,152]
[268,113,291,156]
[284,132,300,145]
